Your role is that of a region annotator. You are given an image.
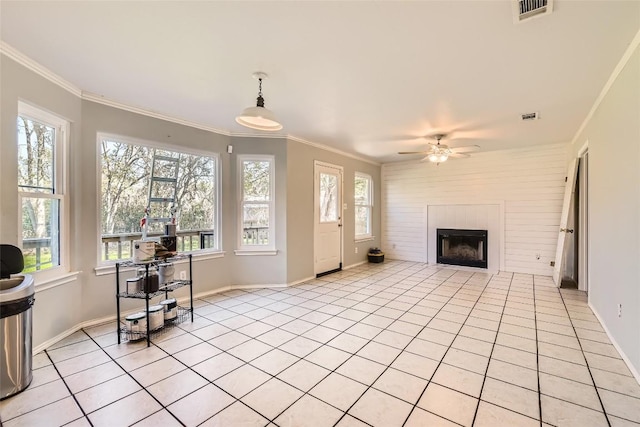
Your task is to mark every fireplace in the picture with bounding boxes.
[437,228,488,268]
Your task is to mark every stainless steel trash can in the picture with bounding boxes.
[1,244,35,400]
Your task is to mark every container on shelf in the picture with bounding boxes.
[126,277,143,294]
[159,298,177,321]
[158,263,174,285]
[137,267,159,293]
[133,240,155,263]
[147,305,164,330]
[160,236,177,252]
[125,312,147,333]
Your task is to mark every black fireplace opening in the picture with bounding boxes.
[437,228,488,268]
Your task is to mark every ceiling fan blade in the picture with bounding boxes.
[398,151,430,155]
[449,152,471,158]
[450,145,481,153]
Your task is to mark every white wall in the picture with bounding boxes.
[382,143,567,275]
[570,39,640,376]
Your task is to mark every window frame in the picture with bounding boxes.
[96,133,221,265]
[236,154,276,254]
[17,102,70,278]
[354,172,373,240]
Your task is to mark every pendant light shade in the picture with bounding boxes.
[235,72,283,131]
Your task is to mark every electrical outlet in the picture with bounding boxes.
[550,261,555,267]
[618,304,622,318]
[179,270,187,280]
[355,247,358,254]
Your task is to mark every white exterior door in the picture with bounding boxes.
[553,158,578,286]
[314,162,343,275]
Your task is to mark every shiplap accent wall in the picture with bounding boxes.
[382,143,567,275]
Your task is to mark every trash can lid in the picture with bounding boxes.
[0,244,24,279]
[0,274,35,303]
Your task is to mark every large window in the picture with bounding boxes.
[355,172,373,239]
[238,155,275,251]
[99,135,219,262]
[17,103,68,273]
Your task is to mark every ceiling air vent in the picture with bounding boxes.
[513,0,553,23]
[521,112,539,121]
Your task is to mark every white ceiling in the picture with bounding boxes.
[1,1,638,162]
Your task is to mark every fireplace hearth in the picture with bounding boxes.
[437,228,488,268]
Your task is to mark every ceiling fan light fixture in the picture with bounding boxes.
[235,72,283,131]
[428,153,448,163]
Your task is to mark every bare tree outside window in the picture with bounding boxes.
[240,158,273,247]
[17,114,62,272]
[100,139,217,261]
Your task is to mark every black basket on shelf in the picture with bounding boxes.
[119,306,190,342]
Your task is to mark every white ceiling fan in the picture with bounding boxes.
[398,134,480,164]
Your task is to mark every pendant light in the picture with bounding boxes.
[235,72,283,131]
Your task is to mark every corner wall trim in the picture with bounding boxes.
[588,302,640,385]
[571,28,640,145]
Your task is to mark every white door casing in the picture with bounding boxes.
[553,158,579,286]
[314,162,343,275]
[578,148,589,292]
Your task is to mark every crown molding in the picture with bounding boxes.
[0,41,82,97]
[229,131,288,139]
[2,42,380,165]
[81,92,231,136]
[287,135,380,166]
[572,27,640,145]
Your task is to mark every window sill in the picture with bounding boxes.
[234,249,278,256]
[355,236,376,243]
[34,271,81,293]
[94,250,226,276]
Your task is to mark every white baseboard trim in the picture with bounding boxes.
[288,276,315,286]
[588,302,640,385]
[33,313,119,355]
[231,283,288,290]
[344,260,368,270]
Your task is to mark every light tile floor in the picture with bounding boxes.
[2,261,640,426]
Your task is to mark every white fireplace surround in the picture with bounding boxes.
[427,203,504,272]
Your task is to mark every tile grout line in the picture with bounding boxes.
[470,272,516,425]
[556,288,612,426]
[81,331,189,427]
[39,262,630,427]
[264,265,455,426]
[247,265,458,425]
[396,271,494,426]
[43,347,94,427]
[329,269,469,426]
[161,264,411,425]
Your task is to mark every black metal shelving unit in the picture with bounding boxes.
[115,254,193,347]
